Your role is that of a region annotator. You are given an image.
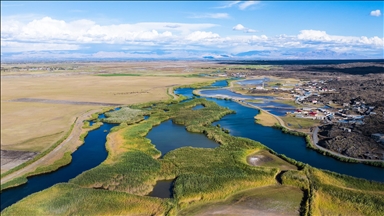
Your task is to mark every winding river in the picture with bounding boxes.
[175,81,384,182]
[1,79,383,211]
[1,112,117,211]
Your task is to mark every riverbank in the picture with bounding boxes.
[3,96,383,216]
[195,88,384,167]
[1,108,111,188]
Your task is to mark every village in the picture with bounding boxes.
[219,72,384,152]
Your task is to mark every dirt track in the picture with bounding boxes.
[1,108,104,184]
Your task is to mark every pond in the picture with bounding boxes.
[146,120,219,156]
[148,180,174,198]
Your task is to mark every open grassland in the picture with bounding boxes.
[281,115,321,129]
[1,183,173,216]
[1,61,225,77]
[281,166,384,216]
[1,102,95,152]
[1,74,211,153]
[178,185,303,216]
[254,110,280,127]
[2,96,383,215]
[309,169,384,216]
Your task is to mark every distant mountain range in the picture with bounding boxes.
[1,49,381,63]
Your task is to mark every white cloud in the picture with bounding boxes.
[232,24,257,33]
[185,31,220,41]
[244,29,257,33]
[370,10,382,17]
[217,1,259,10]
[189,13,230,19]
[216,1,241,9]
[298,30,331,41]
[239,1,259,10]
[297,30,383,47]
[1,16,217,44]
[1,16,382,58]
[233,24,246,31]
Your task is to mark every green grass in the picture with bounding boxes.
[281,116,321,129]
[102,106,144,124]
[3,96,384,215]
[1,183,173,216]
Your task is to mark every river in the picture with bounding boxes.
[175,80,384,182]
[0,111,118,211]
[1,79,383,211]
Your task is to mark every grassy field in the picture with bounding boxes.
[1,183,173,216]
[1,61,224,76]
[3,97,384,215]
[281,115,321,129]
[254,110,280,127]
[1,75,212,153]
[2,98,283,214]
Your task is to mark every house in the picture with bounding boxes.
[309,111,317,116]
[316,115,325,120]
[342,127,352,132]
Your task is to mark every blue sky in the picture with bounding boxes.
[1,1,383,60]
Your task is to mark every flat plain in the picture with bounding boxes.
[1,61,217,173]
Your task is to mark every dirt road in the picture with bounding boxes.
[1,108,104,184]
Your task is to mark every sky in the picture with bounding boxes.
[1,1,383,61]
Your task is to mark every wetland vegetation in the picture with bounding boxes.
[2,93,383,215]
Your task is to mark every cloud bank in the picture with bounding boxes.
[1,17,383,60]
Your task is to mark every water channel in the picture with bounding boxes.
[1,112,117,211]
[1,79,383,211]
[175,82,384,182]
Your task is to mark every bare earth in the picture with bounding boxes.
[179,185,302,216]
[1,150,38,171]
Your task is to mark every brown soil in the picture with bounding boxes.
[1,150,38,172]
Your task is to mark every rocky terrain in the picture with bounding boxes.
[224,61,384,160]
[319,79,384,104]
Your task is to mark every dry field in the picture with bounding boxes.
[1,61,224,76]
[178,185,303,216]
[1,64,214,173]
